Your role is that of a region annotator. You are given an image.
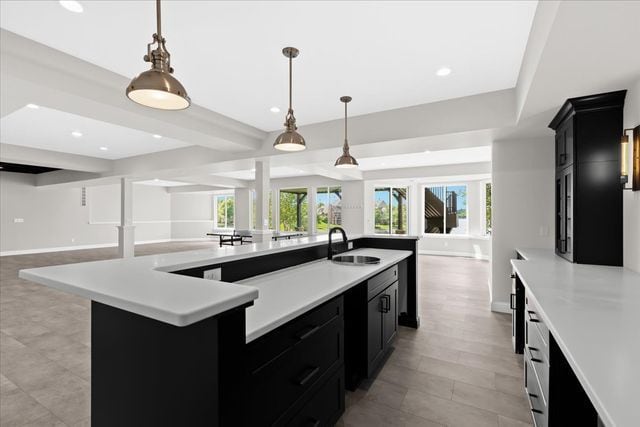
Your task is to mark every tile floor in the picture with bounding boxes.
[0,242,531,426]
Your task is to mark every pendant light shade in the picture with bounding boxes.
[274,47,306,151]
[335,96,358,168]
[126,0,190,110]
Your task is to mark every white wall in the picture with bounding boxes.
[491,136,555,312]
[169,192,214,240]
[0,174,171,254]
[623,78,640,272]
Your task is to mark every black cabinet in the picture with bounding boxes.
[246,296,345,426]
[367,281,398,376]
[549,90,625,266]
[510,268,525,354]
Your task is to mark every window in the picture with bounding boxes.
[316,186,342,232]
[215,194,234,229]
[279,188,308,232]
[424,185,467,235]
[484,182,492,235]
[374,186,408,234]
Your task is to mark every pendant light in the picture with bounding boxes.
[274,47,306,151]
[126,0,190,110]
[335,96,358,168]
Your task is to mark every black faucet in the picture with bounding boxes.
[328,227,348,260]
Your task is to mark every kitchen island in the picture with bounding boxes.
[511,249,640,427]
[19,234,419,426]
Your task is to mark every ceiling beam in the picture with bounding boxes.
[1,29,266,152]
[0,143,112,173]
[363,162,491,181]
[165,185,230,193]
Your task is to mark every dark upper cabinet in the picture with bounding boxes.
[549,90,625,266]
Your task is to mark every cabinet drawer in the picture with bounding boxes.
[367,265,398,300]
[525,295,549,342]
[525,355,547,427]
[285,369,345,427]
[248,316,344,426]
[248,296,343,372]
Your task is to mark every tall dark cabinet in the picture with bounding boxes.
[549,90,626,266]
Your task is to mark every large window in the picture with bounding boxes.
[374,187,408,234]
[215,194,235,229]
[279,188,308,232]
[424,185,467,235]
[316,186,342,232]
[484,182,492,235]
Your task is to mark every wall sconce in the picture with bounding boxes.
[622,125,640,191]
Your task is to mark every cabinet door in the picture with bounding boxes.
[367,295,383,369]
[382,282,398,348]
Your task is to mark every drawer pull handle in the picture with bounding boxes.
[527,310,541,323]
[296,325,321,341]
[510,273,516,279]
[510,293,516,310]
[380,295,390,313]
[528,392,539,399]
[531,408,544,414]
[296,366,320,386]
[528,347,543,363]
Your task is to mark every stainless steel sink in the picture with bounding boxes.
[331,255,381,265]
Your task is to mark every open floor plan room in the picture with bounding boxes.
[1,1,639,426]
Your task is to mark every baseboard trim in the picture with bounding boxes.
[418,250,489,260]
[491,301,511,314]
[0,238,213,257]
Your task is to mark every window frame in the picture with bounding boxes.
[278,187,310,232]
[422,183,469,237]
[373,185,410,235]
[214,194,235,230]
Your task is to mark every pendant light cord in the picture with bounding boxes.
[288,55,293,113]
[344,101,348,142]
[156,0,162,38]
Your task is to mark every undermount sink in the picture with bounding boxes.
[331,255,381,266]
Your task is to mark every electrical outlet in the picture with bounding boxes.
[13,218,24,223]
[347,242,353,250]
[203,268,222,281]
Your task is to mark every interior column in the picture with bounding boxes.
[234,188,251,230]
[117,177,135,258]
[253,160,273,242]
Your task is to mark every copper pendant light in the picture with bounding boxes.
[335,96,358,168]
[126,0,190,110]
[274,47,306,151]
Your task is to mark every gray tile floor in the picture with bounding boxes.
[0,242,531,426]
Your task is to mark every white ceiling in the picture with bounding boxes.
[0,1,537,131]
[214,166,310,181]
[135,179,191,187]
[0,105,191,159]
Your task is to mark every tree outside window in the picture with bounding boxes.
[215,195,234,229]
[279,188,308,232]
[485,182,492,235]
[374,187,408,234]
[316,186,342,232]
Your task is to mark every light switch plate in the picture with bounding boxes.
[347,242,353,250]
[203,268,222,281]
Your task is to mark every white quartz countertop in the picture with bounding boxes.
[238,248,412,342]
[19,234,419,327]
[511,249,640,427]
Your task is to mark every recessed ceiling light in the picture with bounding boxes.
[26,103,39,109]
[424,150,431,154]
[153,178,160,182]
[436,67,452,77]
[71,131,83,138]
[152,134,162,139]
[270,107,280,113]
[59,1,83,13]
[99,146,108,151]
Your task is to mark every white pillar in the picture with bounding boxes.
[253,160,273,242]
[117,178,135,258]
[308,186,317,235]
[234,188,251,230]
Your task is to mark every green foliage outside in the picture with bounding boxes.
[279,190,308,231]
[485,183,492,234]
[216,196,234,228]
